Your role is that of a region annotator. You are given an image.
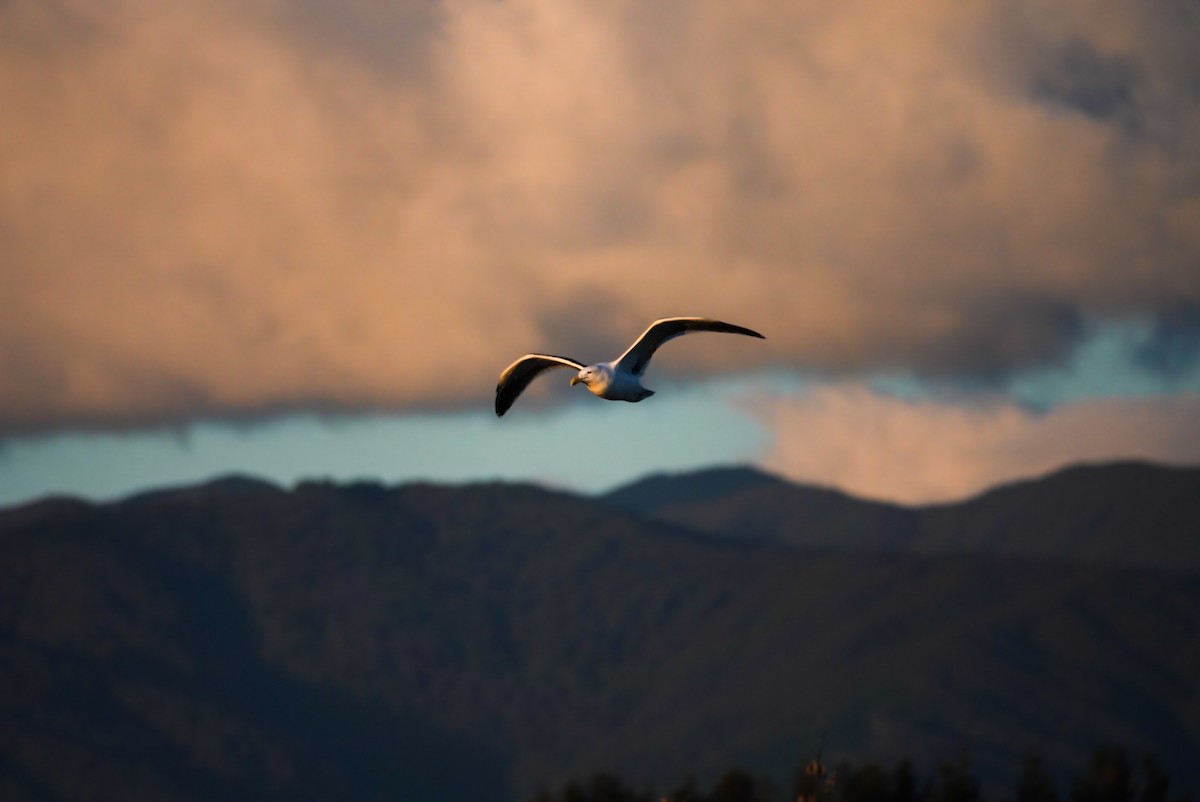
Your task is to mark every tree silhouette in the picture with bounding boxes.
[1072,749,1134,802]
[709,768,764,802]
[562,779,588,802]
[586,772,649,802]
[892,759,919,802]
[1139,754,1170,802]
[928,754,979,802]
[794,752,833,802]
[1016,754,1061,802]
[836,762,890,802]
[530,747,1192,802]
[664,774,701,802]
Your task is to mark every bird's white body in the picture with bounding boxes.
[573,362,655,402]
[494,317,763,416]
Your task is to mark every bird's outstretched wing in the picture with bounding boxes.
[495,354,586,416]
[615,317,764,377]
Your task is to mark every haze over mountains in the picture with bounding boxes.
[1,462,1198,801]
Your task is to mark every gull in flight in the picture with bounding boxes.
[495,317,765,416]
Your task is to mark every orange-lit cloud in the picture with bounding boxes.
[746,386,1200,503]
[2,0,1199,432]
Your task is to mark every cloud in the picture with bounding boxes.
[745,385,1200,504]
[2,0,1199,433]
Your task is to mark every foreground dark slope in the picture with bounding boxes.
[2,472,1199,801]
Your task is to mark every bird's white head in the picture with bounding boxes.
[570,366,595,387]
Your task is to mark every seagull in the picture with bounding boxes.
[495,317,765,416]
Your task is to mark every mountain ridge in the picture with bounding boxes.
[2,461,1198,800]
[602,460,1200,572]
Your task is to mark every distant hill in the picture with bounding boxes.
[2,465,1199,801]
[604,461,1200,572]
[604,466,917,551]
[916,462,1200,569]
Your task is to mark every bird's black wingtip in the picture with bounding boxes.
[495,393,511,417]
[710,320,765,340]
[733,324,765,340]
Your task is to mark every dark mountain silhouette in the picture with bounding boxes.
[916,462,1200,570]
[1,464,1198,801]
[604,466,916,551]
[604,461,1200,572]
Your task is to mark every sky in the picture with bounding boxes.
[2,0,1199,507]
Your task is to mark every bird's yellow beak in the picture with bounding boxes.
[570,376,582,386]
